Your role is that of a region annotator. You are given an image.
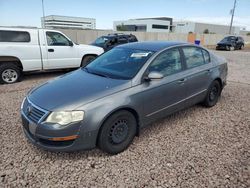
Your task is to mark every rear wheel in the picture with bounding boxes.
[202,80,222,107]
[81,55,96,67]
[0,63,22,84]
[239,44,244,50]
[97,110,137,155]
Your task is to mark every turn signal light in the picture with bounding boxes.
[48,135,78,141]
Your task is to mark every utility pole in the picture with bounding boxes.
[41,0,46,28]
[229,0,237,34]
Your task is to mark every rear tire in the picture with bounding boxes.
[97,110,137,155]
[202,80,222,107]
[81,55,96,67]
[0,63,22,84]
[239,45,244,50]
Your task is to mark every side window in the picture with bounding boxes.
[148,48,182,77]
[46,32,70,46]
[202,49,210,64]
[118,37,128,44]
[182,47,205,68]
[0,30,30,42]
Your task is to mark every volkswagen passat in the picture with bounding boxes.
[21,42,228,154]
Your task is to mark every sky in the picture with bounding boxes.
[0,0,250,30]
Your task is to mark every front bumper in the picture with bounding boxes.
[216,45,227,50]
[21,109,98,152]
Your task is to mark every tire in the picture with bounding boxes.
[229,46,235,51]
[202,80,222,107]
[97,110,137,155]
[81,55,96,67]
[239,45,244,50]
[0,63,22,84]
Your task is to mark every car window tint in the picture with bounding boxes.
[149,48,182,77]
[183,47,205,68]
[202,49,210,63]
[46,32,70,46]
[0,30,30,42]
[118,37,128,44]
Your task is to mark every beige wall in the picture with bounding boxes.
[58,29,250,46]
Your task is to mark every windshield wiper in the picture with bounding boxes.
[83,68,109,78]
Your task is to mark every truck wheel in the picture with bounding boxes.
[81,55,96,67]
[0,63,22,84]
[97,110,137,155]
[239,45,244,50]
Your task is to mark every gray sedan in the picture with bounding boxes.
[21,41,228,154]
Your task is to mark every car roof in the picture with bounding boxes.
[117,41,188,52]
[102,33,134,38]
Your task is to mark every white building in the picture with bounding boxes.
[41,15,96,30]
[173,21,240,35]
[113,17,173,33]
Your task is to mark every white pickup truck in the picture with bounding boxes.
[0,27,104,84]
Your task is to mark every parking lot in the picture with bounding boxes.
[0,50,249,187]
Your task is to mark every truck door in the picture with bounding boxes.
[43,31,79,69]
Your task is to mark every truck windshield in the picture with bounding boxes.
[84,47,154,79]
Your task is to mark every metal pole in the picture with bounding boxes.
[42,0,46,28]
[229,0,237,34]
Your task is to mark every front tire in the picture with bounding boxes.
[202,80,222,107]
[81,55,96,67]
[229,46,235,51]
[0,63,22,84]
[97,110,137,155]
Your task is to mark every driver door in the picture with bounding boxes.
[136,47,189,124]
[44,31,79,69]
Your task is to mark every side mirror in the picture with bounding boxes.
[145,71,164,81]
[69,41,74,46]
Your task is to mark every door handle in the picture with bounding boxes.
[206,69,212,74]
[48,49,54,52]
[178,78,187,84]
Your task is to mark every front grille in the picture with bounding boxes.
[22,98,47,124]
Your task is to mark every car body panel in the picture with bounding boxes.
[21,41,228,152]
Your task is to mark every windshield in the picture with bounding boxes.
[94,37,110,45]
[221,36,236,42]
[85,48,154,79]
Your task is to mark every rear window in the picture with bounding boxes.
[0,30,31,42]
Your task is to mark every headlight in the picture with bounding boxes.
[45,111,84,126]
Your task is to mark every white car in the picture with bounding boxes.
[0,27,104,84]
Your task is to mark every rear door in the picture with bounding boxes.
[44,31,79,69]
[180,46,213,106]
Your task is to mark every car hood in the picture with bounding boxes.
[28,69,131,111]
[77,44,104,54]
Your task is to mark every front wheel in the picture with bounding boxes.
[97,110,137,155]
[0,63,22,84]
[229,46,235,51]
[202,80,222,107]
[81,55,96,67]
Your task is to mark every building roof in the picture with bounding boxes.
[118,41,187,52]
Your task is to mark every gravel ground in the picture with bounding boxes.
[0,50,250,187]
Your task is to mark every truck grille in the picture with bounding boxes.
[22,98,48,124]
